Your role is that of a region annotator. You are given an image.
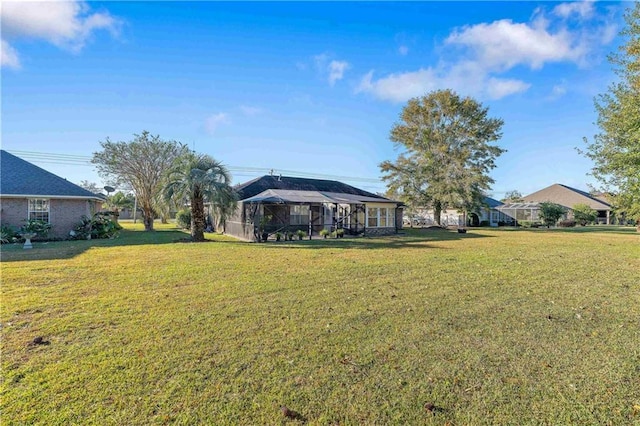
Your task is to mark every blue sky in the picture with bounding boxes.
[1,1,628,197]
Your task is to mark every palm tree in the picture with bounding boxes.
[104,191,134,223]
[164,153,237,242]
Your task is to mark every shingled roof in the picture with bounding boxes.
[0,150,101,199]
[235,175,391,201]
[523,183,611,211]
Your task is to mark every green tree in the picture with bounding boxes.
[572,203,597,226]
[78,180,104,194]
[92,131,189,231]
[164,152,237,242]
[104,191,134,223]
[502,190,524,203]
[380,89,505,225]
[582,3,640,230]
[539,202,567,228]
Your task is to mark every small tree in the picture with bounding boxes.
[502,190,524,203]
[78,180,103,194]
[104,191,134,223]
[164,152,237,242]
[572,203,597,226]
[539,202,567,228]
[92,131,190,231]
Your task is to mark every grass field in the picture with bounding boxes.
[1,223,639,425]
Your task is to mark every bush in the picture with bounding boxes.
[71,212,122,240]
[558,219,577,227]
[176,209,191,230]
[21,219,52,237]
[519,221,542,228]
[479,220,490,227]
[1,225,20,244]
[572,203,597,226]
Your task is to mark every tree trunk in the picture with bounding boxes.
[191,196,206,242]
[434,201,442,226]
[143,207,154,231]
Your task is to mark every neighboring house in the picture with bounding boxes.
[522,183,613,224]
[407,196,506,227]
[224,175,403,241]
[0,150,103,238]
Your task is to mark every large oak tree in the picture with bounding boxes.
[92,131,190,231]
[583,3,640,229]
[380,89,505,225]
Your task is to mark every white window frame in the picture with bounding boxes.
[367,206,395,228]
[28,198,50,223]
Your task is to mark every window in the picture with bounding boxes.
[28,199,50,222]
[290,205,309,225]
[367,206,396,228]
[367,207,379,227]
[380,208,388,227]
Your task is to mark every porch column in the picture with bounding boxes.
[606,210,610,225]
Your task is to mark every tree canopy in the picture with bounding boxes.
[502,190,524,203]
[582,3,640,229]
[380,89,505,225]
[164,152,237,242]
[572,203,597,226]
[92,131,190,231]
[539,202,567,228]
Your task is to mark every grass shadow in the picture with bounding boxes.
[258,228,492,250]
[0,228,191,262]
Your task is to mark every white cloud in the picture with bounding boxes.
[445,19,585,71]
[1,39,20,69]
[398,45,409,56]
[357,1,616,103]
[484,77,531,100]
[553,1,595,19]
[309,53,350,86]
[328,60,349,86]
[548,82,568,100]
[356,64,530,103]
[205,113,230,134]
[1,0,120,68]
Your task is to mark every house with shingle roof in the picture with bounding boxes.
[0,150,103,238]
[522,183,613,224]
[224,175,403,241]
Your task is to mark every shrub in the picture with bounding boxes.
[558,219,577,227]
[572,203,597,226]
[539,202,567,228]
[1,225,20,244]
[21,219,52,237]
[296,229,306,240]
[519,221,542,228]
[319,229,330,238]
[71,212,122,240]
[479,220,490,227]
[175,209,191,230]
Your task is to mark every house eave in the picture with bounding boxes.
[0,194,103,201]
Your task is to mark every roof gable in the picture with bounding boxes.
[235,175,390,201]
[0,150,100,199]
[523,183,611,210]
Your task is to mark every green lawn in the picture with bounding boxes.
[2,223,639,425]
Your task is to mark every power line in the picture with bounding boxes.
[6,149,388,188]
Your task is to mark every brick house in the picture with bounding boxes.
[0,150,103,239]
[224,175,403,241]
